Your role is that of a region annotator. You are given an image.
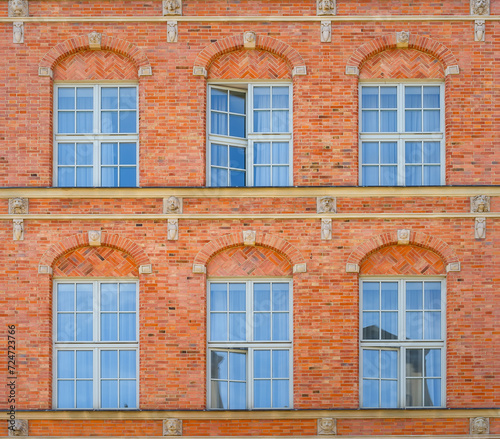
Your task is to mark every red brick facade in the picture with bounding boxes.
[1,0,498,437]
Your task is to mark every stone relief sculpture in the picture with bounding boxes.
[475,217,486,239]
[88,231,102,246]
[13,219,24,241]
[475,20,485,41]
[397,229,410,245]
[470,195,490,213]
[317,197,336,213]
[9,198,28,215]
[8,0,29,17]
[243,230,256,246]
[167,21,178,43]
[321,21,331,43]
[396,31,410,47]
[163,418,182,436]
[13,22,24,44]
[163,0,182,16]
[471,0,489,15]
[8,419,29,436]
[318,418,337,435]
[470,417,489,434]
[317,0,336,15]
[321,219,332,240]
[243,31,256,49]
[167,219,179,241]
[88,31,102,50]
[164,196,182,214]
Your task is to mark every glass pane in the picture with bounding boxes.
[58,143,75,166]
[211,167,228,187]
[362,143,379,165]
[120,284,136,311]
[76,88,93,110]
[229,114,245,138]
[211,381,228,409]
[272,86,289,108]
[76,283,92,311]
[273,313,289,341]
[363,282,379,310]
[229,146,245,169]
[229,352,246,381]
[380,87,397,108]
[254,283,271,311]
[75,143,93,166]
[229,313,245,341]
[230,170,245,187]
[120,143,137,165]
[76,381,93,408]
[76,314,93,341]
[406,349,423,377]
[406,143,422,165]
[119,313,136,341]
[254,350,271,379]
[363,350,379,378]
[254,380,271,408]
[57,380,74,408]
[424,312,441,339]
[272,284,289,311]
[101,143,118,165]
[76,167,92,187]
[101,350,118,379]
[210,284,227,311]
[58,351,74,379]
[380,167,396,186]
[58,284,75,311]
[101,313,118,341]
[406,282,423,309]
[424,282,441,309]
[273,350,289,378]
[254,87,270,109]
[229,91,245,114]
[424,142,440,163]
[381,350,397,379]
[405,165,422,186]
[101,283,118,311]
[58,112,75,133]
[101,87,118,109]
[406,311,423,339]
[211,112,228,136]
[423,110,440,132]
[76,351,93,379]
[381,380,397,408]
[102,167,118,187]
[120,351,136,378]
[381,282,398,310]
[273,142,289,164]
[254,312,271,341]
[211,144,228,168]
[254,110,271,132]
[119,167,136,187]
[210,313,227,341]
[229,382,246,409]
[211,351,228,380]
[363,379,379,407]
[101,380,118,408]
[362,166,379,186]
[424,166,440,185]
[381,312,398,339]
[119,87,136,109]
[120,380,136,408]
[423,86,440,108]
[272,380,289,408]
[380,111,397,132]
[363,312,380,340]
[424,349,441,377]
[406,378,423,406]
[361,87,378,109]
[58,88,75,110]
[211,88,228,112]
[405,86,421,108]
[254,142,270,164]
[76,112,93,133]
[405,110,422,132]
[101,111,118,133]
[229,284,245,311]
[119,111,137,133]
[58,314,74,341]
[380,143,397,164]
[362,111,378,132]
[272,110,289,132]
[424,378,441,406]
[272,167,289,186]
[58,167,75,187]
[255,167,271,186]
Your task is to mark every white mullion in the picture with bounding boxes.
[248,347,253,409]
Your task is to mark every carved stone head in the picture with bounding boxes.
[318,417,336,435]
[471,0,489,15]
[163,419,182,436]
[164,196,182,214]
[163,0,182,15]
[8,419,29,436]
[317,196,336,213]
[470,417,489,434]
[9,0,28,17]
[9,197,28,215]
[317,0,336,15]
[471,195,490,213]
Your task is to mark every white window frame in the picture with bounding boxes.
[207,279,293,410]
[359,277,446,409]
[207,82,293,187]
[53,83,139,188]
[53,279,139,410]
[359,82,445,186]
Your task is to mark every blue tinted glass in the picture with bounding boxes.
[272,167,289,186]
[253,87,270,109]
[254,284,270,311]
[254,350,270,378]
[229,313,246,341]
[58,143,75,166]
[272,350,289,378]
[120,380,136,408]
[211,351,228,379]
[363,379,379,408]
[424,282,441,309]
[424,378,441,406]
[58,314,74,341]
[229,146,245,169]
[229,91,245,114]
[363,282,379,310]
[272,314,289,341]
[273,142,289,164]
[211,167,228,187]
[76,167,92,187]
[423,86,440,108]
[363,312,379,340]
[58,284,75,311]
[405,86,421,108]
[211,88,228,112]
[406,311,423,340]
[362,87,378,109]
[59,88,75,110]
[101,167,118,187]
[229,352,246,381]
[119,314,136,341]
[101,284,118,311]
[254,143,270,164]
[254,167,270,186]
[423,110,440,132]
[424,349,441,377]
[101,314,118,341]
[380,167,397,186]
[101,87,118,109]
[272,284,289,311]
[101,350,118,378]
[229,284,246,311]
[229,114,246,138]
[424,165,440,185]
[58,112,75,133]
[405,110,422,132]
[76,143,93,165]
[210,313,227,341]
[230,170,245,187]
[406,282,423,309]
[381,282,398,310]
[381,312,398,339]
[76,284,92,311]
[211,381,228,409]
[120,351,136,378]
[362,111,378,132]
[211,144,228,167]
[424,142,440,163]
[101,143,118,166]
[119,284,136,311]
[119,111,136,133]
[381,350,397,379]
[76,380,93,408]
[381,380,397,408]
[229,382,246,409]
[254,312,271,341]
[362,166,379,186]
[119,87,136,109]
[272,380,289,408]
[210,284,227,311]
[57,380,74,409]
[119,167,136,187]
[380,111,397,132]
[380,87,397,108]
[405,142,422,164]
[254,380,271,408]
[363,350,379,378]
[101,111,118,133]
[272,87,289,108]
[76,87,93,109]
[406,349,423,377]
[76,314,93,341]
[380,142,397,164]
[101,380,118,408]
[254,110,271,132]
[76,351,93,379]
[211,112,228,135]
[58,351,75,378]
[405,165,422,186]
[272,111,289,133]
[424,312,441,339]
[76,112,93,133]
[362,142,379,164]
[58,168,75,187]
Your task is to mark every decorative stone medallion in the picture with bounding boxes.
[168,219,179,241]
[317,197,336,214]
[321,218,332,240]
[13,219,24,241]
[397,229,411,245]
[13,22,24,44]
[139,264,153,274]
[163,0,182,16]
[293,263,307,273]
[446,262,461,272]
[192,264,206,274]
[345,263,359,273]
[163,418,182,436]
[167,21,178,43]
[8,0,28,17]
[471,0,489,15]
[470,195,490,213]
[243,230,256,246]
[38,265,53,275]
[8,419,28,436]
[396,31,410,48]
[88,231,102,246]
[164,196,182,214]
[138,66,153,76]
[243,31,256,49]
[317,0,336,15]
[475,217,486,239]
[192,66,207,77]
[88,31,102,50]
[9,198,28,215]
[470,417,489,435]
[475,20,485,41]
[321,21,332,43]
[318,418,337,435]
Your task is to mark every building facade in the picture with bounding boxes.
[1,0,499,437]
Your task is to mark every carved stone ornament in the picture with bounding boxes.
[38,265,53,275]
[88,31,102,50]
[445,65,460,76]
[164,196,182,214]
[292,65,307,76]
[38,66,53,78]
[345,65,359,76]
[167,21,178,43]
[243,230,256,246]
[317,0,336,16]
[318,418,337,435]
[8,419,29,436]
[475,217,486,239]
[192,66,207,77]
[168,219,179,241]
[470,417,489,435]
[8,0,29,17]
[317,196,336,214]
[163,0,182,16]
[9,198,28,215]
[446,262,461,272]
[13,219,24,241]
[346,263,359,273]
[471,0,489,15]
[321,21,332,43]
[13,22,24,44]
[243,31,256,49]
[396,31,410,48]
[163,418,182,436]
[192,264,206,274]
[321,218,332,240]
[471,195,490,213]
[88,231,102,246]
[139,264,153,274]
[293,263,307,273]
[138,66,153,76]
[475,20,486,41]
[397,229,411,245]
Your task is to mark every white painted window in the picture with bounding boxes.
[360,279,445,408]
[54,281,138,409]
[54,84,139,187]
[208,280,292,409]
[359,84,444,186]
[208,84,292,187]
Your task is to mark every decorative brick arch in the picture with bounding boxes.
[39,34,151,74]
[193,34,306,75]
[39,232,151,269]
[193,232,305,269]
[346,230,460,268]
[346,34,458,74]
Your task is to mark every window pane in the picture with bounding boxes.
[406,282,423,309]
[272,284,289,311]
[272,380,289,408]
[423,86,440,108]
[423,110,440,132]
[76,143,93,166]
[272,87,289,108]
[101,380,118,408]
[406,311,423,339]
[229,91,245,114]
[405,165,422,186]
[424,142,440,163]
[362,142,379,164]
[361,87,378,109]
[211,88,228,112]
[120,284,136,311]
[380,166,397,186]
[58,143,75,166]
[229,114,245,138]
[76,313,93,341]
[58,167,75,187]
[229,146,245,169]
[381,350,397,379]
[362,166,379,186]
[380,143,397,164]
[424,349,441,377]
[119,87,137,109]
[254,283,271,311]
[228,284,245,311]
[76,351,93,379]
[380,283,397,310]
[254,87,270,109]
[101,111,118,133]
[272,110,289,132]
[406,141,423,163]
[254,142,270,164]
[119,111,137,133]
[101,87,118,109]
[119,313,136,341]
[76,87,93,110]
[211,144,228,167]
[211,168,228,187]
[102,143,118,165]
[230,170,245,187]
[363,312,379,340]
[101,284,118,311]
[254,167,271,186]
[211,381,228,409]
[406,378,423,407]
[120,351,136,378]
[211,351,228,379]
[254,110,271,132]
[58,284,75,311]
[58,380,74,409]
[120,143,136,163]
[119,167,136,187]
[363,379,379,408]
[76,167,92,187]
[229,352,246,381]
[405,110,422,132]
[120,380,136,408]
[423,166,440,185]
[211,112,228,136]
[362,111,378,132]
[254,350,271,379]
[254,380,271,408]
[76,112,93,133]
[229,382,246,409]
[210,313,227,341]
[424,312,441,339]
[229,313,246,341]
[58,88,75,110]
[273,313,289,341]
[272,167,289,186]
[101,350,118,379]
[101,167,118,187]
[58,351,74,379]
[424,378,441,406]
[254,312,271,340]
[272,350,289,378]
[405,86,421,108]
[363,350,379,378]
[58,112,75,133]
[424,282,441,310]
[380,111,397,132]
[58,314,74,341]
[101,313,118,341]
[210,284,227,311]
[381,312,398,339]
[273,142,289,164]
[76,381,93,408]
[380,87,397,108]
[363,282,379,310]
[406,349,423,377]
[381,380,397,408]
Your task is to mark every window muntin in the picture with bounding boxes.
[54,281,138,409]
[360,84,444,186]
[208,280,292,410]
[54,85,138,187]
[208,84,292,187]
[360,279,445,408]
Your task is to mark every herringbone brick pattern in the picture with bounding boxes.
[207,246,292,277]
[360,49,444,79]
[54,50,138,81]
[360,245,445,275]
[209,49,291,79]
[53,246,138,277]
